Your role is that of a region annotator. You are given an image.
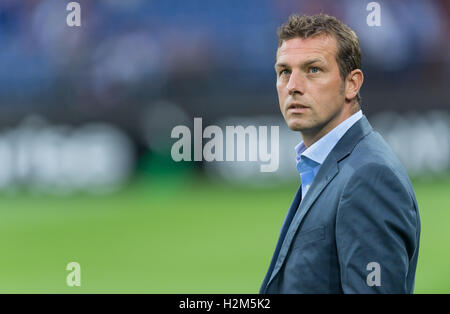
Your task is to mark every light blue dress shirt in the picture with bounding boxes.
[296,110,363,199]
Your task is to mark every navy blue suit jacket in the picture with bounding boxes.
[260,116,420,293]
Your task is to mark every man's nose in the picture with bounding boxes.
[286,71,305,95]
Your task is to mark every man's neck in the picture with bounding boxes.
[301,106,359,148]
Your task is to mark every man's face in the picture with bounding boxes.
[275,35,347,135]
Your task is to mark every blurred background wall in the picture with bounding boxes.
[0,0,449,293]
[0,0,449,192]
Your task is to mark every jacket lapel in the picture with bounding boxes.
[263,116,374,292]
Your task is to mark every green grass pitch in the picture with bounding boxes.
[0,176,448,293]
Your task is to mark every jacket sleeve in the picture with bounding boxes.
[335,163,419,293]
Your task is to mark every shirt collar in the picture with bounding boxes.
[295,110,363,166]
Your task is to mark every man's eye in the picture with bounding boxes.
[309,67,320,74]
[279,69,290,76]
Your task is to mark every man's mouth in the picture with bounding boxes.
[287,103,309,114]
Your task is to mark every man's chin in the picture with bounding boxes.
[287,120,308,132]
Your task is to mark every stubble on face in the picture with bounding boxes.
[275,35,350,146]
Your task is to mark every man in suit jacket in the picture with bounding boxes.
[260,14,420,293]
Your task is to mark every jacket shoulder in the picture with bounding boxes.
[340,131,417,203]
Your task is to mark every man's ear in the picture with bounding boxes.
[345,69,364,102]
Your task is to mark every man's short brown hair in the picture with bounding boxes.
[277,13,362,105]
